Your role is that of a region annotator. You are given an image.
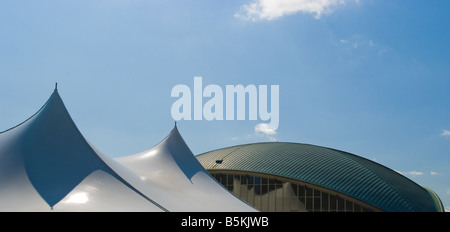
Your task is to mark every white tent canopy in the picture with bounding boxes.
[116,124,255,211]
[0,87,256,212]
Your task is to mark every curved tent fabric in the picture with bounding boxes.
[0,89,166,211]
[116,126,257,212]
[0,88,255,212]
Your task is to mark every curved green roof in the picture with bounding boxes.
[197,142,443,212]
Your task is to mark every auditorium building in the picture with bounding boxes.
[196,143,444,212]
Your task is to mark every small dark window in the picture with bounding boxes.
[215,160,223,164]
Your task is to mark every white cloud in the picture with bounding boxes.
[235,0,356,21]
[397,170,424,176]
[397,170,443,177]
[255,123,278,142]
[441,129,450,137]
[407,171,424,176]
[229,123,278,143]
[255,123,277,135]
[338,34,377,50]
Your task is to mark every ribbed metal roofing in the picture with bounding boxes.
[196,142,443,212]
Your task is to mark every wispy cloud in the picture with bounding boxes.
[339,35,376,49]
[396,170,441,177]
[402,171,424,176]
[441,129,450,137]
[235,0,358,21]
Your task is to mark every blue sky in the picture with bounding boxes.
[1,0,450,211]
